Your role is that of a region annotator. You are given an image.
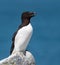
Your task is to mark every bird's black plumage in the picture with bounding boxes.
[10,11,36,54]
[10,24,25,54]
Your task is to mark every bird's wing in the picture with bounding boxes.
[10,31,17,54]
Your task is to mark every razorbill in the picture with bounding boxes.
[10,11,36,55]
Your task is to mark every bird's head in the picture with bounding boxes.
[21,11,36,20]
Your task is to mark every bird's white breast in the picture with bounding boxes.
[13,23,33,52]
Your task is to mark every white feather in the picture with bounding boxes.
[13,23,33,53]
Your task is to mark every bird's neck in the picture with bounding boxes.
[22,18,30,26]
[18,19,30,30]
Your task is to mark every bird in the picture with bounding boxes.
[10,11,36,55]
[0,11,36,65]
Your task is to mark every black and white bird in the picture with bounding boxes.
[0,11,36,65]
[10,11,36,55]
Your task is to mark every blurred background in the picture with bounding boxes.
[0,0,60,65]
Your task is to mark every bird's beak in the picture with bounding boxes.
[31,12,36,17]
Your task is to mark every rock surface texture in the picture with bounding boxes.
[0,51,35,65]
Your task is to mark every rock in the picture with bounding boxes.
[0,51,35,65]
